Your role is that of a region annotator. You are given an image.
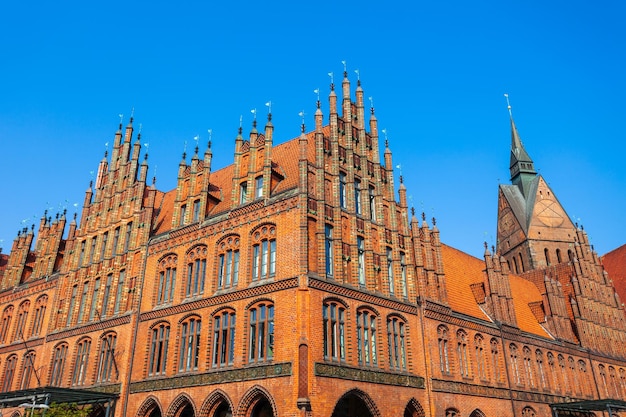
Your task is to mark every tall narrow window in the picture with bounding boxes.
[249,303,274,363]
[523,347,534,387]
[255,176,264,199]
[556,249,562,264]
[113,270,125,315]
[66,285,78,327]
[112,227,120,257]
[213,311,236,368]
[14,302,30,341]
[387,247,394,295]
[148,323,169,376]
[72,339,91,386]
[354,178,362,215]
[89,278,101,321]
[457,330,470,377]
[179,317,201,372]
[491,338,501,383]
[475,334,487,380]
[101,274,113,318]
[217,237,240,290]
[518,253,524,272]
[325,225,334,277]
[96,333,117,383]
[323,301,345,361]
[21,351,36,389]
[1,355,17,392]
[387,316,407,370]
[179,204,187,226]
[510,344,521,385]
[369,186,376,221]
[544,248,550,266]
[101,232,108,260]
[89,237,97,263]
[536,350,548,390]
[357,236,365,286]
[558,354,569,392]
[400,252,407,297]
[78,240,86,266]
[547,352,559,393]
[192,199,201,222]
[186,257,206,297]
[77,281,89,323]
[438,325,450,374]
[31,296,47,337]
[124,222,132,252]
[251,225,276,281]
[356,309,377,366]
[50,344,68,386]
[157,255,177,305]
[339,172,347,208]
[239,182,248,204]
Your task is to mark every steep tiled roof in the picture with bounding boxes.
[441,244,550,338]
[602,243,626,306]
[441,244,491,321]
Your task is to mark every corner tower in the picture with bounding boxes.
[496,101,577,273]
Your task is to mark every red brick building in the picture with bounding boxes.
[0,73,625,417]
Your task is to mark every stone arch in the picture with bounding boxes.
[330,388,381,417]
[236,385,277,417]
[137,396,163,417]
[199,389,235,417]
[10,411,21,417]
[469,409,486,417]
[166,393,197,417]
[403,398,426,417]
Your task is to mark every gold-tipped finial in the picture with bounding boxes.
[504,93,513,117]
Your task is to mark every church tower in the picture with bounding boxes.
[496,101,577,273]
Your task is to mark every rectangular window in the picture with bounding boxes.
[77,281,89,323]
[325,224,334,277]
[179,319,201,372]
[213,312,236,368]
[124,222,132,252]
[255,176,263,199]
[192,199,200,222]
[369,186,376,221]
[323,303,345,361]
[78,240,86,267]
[89,237,97,263]
[240,183,248,204]
[157,268,176,304]
[339,172,347,209]
[89,278,101,321]
[1,356,16,392]
[72,340,90,386]
[101,274,113,318]
[357,237,365,286]
[354,178,362,215]
[186,259,206,296]
[66,285,78,327]
[387,318,406,370]
[113,270,125,315]
[100,232,108,260]
[387,247,394,294]
[31,302,46,337]
[148,324,169,376]
[50,345,67,386]
[96,334,117,382]
[112,227,120,257]
[249,304,274,362]
[179,204,187,226]
[21,353,36,389]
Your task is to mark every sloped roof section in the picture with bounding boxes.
[602,243,626,306]
[441,244,551,338]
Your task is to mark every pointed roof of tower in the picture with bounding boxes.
[506,96,537,197]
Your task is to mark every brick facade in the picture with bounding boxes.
[0,73,624,417]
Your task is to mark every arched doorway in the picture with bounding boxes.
[148,408,162,417]
[404,399,426,417]
[213,402,232,417]
[250,399,273,417]
[179,404,195,417]
[331,390,378,417]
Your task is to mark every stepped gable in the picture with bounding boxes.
[441,243,550,337]
[602,243,626,306]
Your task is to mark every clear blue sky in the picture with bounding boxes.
[1,0,624,259]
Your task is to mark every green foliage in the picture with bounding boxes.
[32,403,92,417]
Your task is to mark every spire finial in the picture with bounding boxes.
[432,217,436,226]
[265,101,272,115]
[251,108,257,121]
[138,123,143,135]
[411,207,415,216]
[328,71,334,85]
[341,60,347,77]
[421,212,426,222]
[193,135,200,154]
[314,88,320,102]
[354,68,360,80]
[208,129,212,148]
[382,128,388,145]
[118,113,123,129]
[298,110,306,131]
[369,96,374,110]
[504,93,513,118]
